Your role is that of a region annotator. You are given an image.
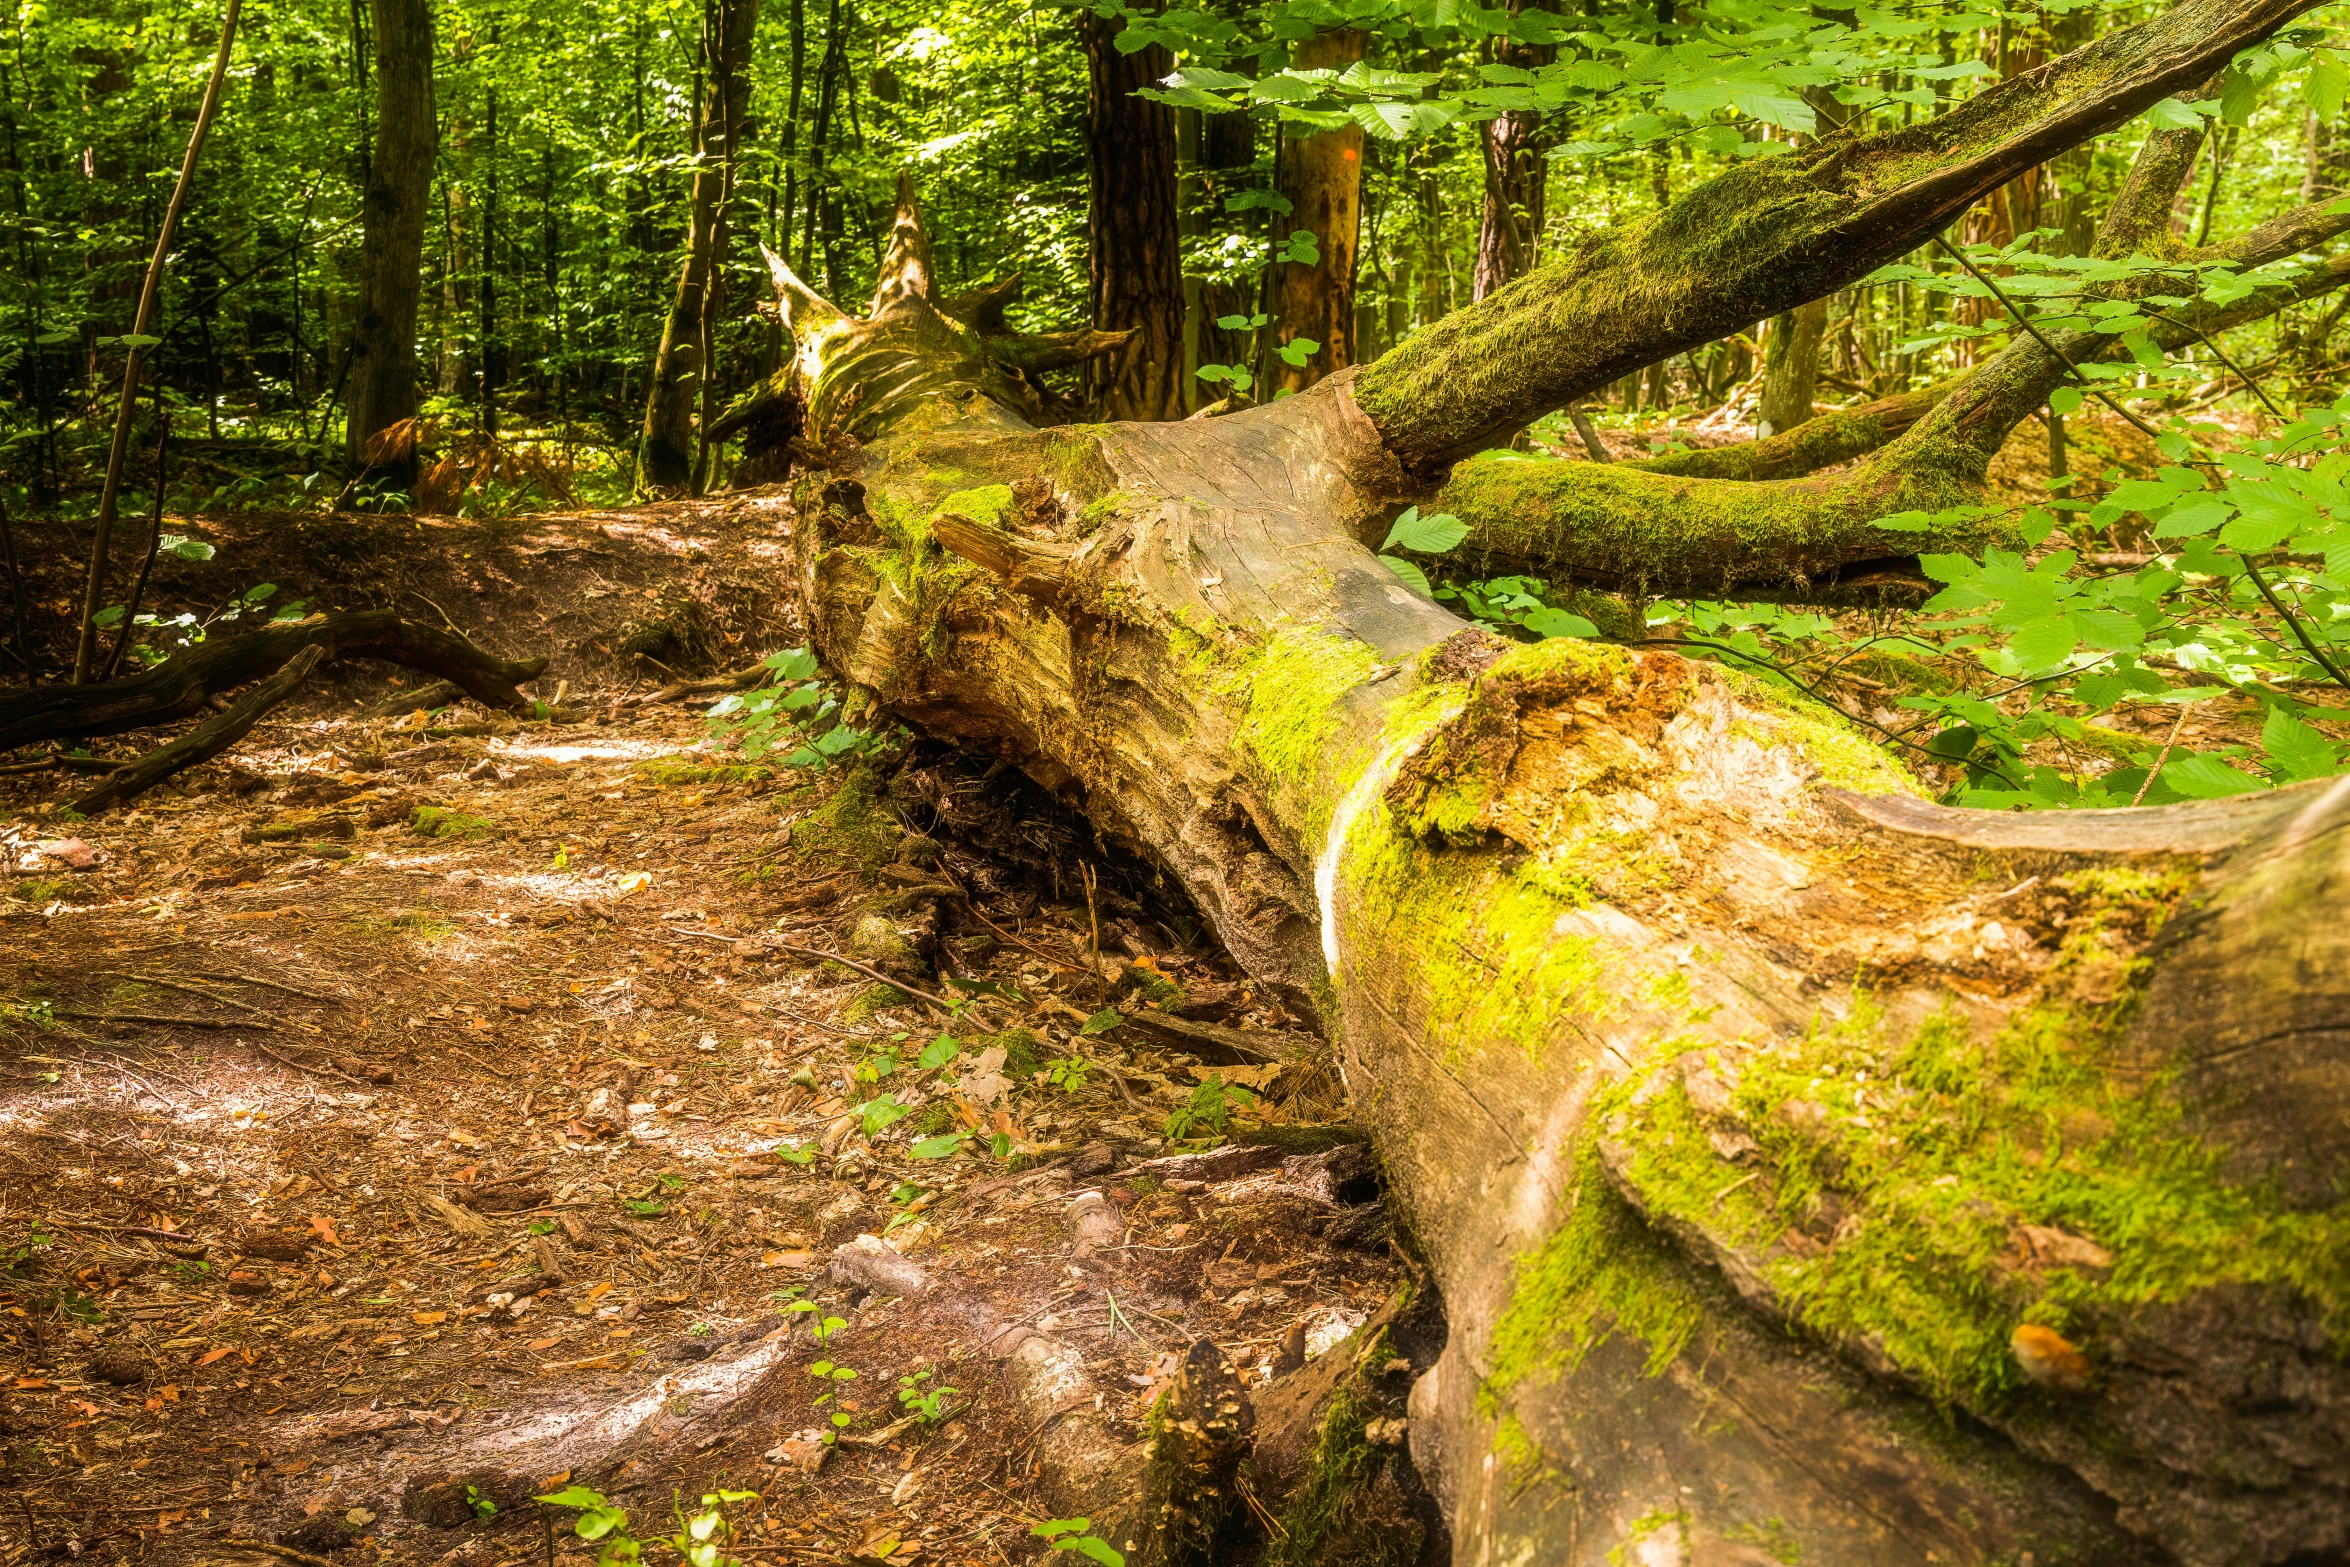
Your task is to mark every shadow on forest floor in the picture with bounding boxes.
[0,498,1417,1567]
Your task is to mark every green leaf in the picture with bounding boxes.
[1379,507,1468,555]
[2145,95,2206,131]
[2260,706,2340,781]
[1079,1007,1125,1035]
[908,1132,968,1159]
[1033,1520,1092,1542]
[2048,386,2083,414]
[1275,337,1321,368]
[1379,554,1433,595]
[1871,510,1932,532]
[2162,753,2267,798]
[916,1035,961,1070]
[1520,607,1597,639]
[1058,1541,1126,1566]
[535,1488,615,1509]
[2006,615,2080,670]
[159,534,215,561]
[623,1199,666,1216]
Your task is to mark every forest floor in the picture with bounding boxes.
[0,497,1414,1567]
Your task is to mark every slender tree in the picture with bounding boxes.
[344,0,436,488]
[1472,1,1554,300]
[638,0,762,496]
[1269,28,1365,394]
[69,0,241,685]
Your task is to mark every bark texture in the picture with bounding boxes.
[639,0,762,495]
[744,7,2349,1558]
[1754,296,1826,438]
[1472,1,1553,301]
[1082,9,1186,421]
[345,0,437,486]
[1270,30,1365,394]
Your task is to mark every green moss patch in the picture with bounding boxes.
[1229,627,1380,788]
[410,806,497,840]
[1592,870,2350,1409]
[634,758,768,787]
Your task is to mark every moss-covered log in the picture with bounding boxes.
[758,12,2350,1554]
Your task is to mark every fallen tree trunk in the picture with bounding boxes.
[0,609,547,752]
[69,643,327,813]
[754,6,2349,1559]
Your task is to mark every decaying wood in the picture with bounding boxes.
[0,609,546,752]
[751,4,2350,1560]
[69,643,327,813]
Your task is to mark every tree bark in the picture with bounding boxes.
[639,0,762,496]
[1269,30,1365,394]
[1754,296,1826,437]
[1080,9,1185,421]
[1472,3,1552,301]
[744,5,2350,1559]
[345,0,436,488]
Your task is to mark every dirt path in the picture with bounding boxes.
[0,502,1420,1567]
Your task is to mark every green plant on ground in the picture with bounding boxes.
[1033,1518,1124,1566]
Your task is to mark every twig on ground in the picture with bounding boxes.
[50,1222,209,1249]
[99,971,278,1019]
[2131,705,2194,806]
[249,1039,369,1086]
[54,1009,262,1031]
[769,942,959,1017]
[217,1542,343,1567]
[188,968,339,1002]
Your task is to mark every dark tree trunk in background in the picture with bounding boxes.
[1080,9,1185,420]
[1270,29,1365,394]
[1755,295,1826,437]
[1473,3,1553,300]
[345,0,434,484]
[639,0,761,496]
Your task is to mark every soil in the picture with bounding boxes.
[0,499,1415,1567]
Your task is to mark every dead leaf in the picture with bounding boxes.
[195,1346,234,1366]
[412,1311,448,1326]
[958,1045,1011,1105]
[526,1337,560,1351]
[307,1215,340,1246]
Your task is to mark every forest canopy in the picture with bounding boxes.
[8,0,2350,798]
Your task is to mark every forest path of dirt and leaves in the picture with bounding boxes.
[0,499,1415,1567]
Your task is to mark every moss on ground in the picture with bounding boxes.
[634,759,768,787]
[411,806,496,840]
[789,763,901,872]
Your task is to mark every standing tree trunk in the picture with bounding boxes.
[1754,295,1827,437]
[1472,4,1553,300]
[1269,29,1365,394]
[1080,8,1185,421]
[738,5,2350,1561]
[638,0,762,497]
